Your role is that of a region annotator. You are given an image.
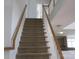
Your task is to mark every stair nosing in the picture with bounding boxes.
[18,46,50,49]
[20,40,46,42]
[21,36,46,37]
[22,31,46,33]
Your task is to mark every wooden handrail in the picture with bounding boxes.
[4,5,27,50]
[43,5,64,59]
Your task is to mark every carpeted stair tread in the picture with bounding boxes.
[16,18,50,59]
[17,53,51,56]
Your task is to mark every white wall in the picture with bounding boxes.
[49,0,54,16]
[62,50,75,59]
[4,8,26,59]
[11,0,26,37]
[25,0,49,18]
[4,0,27,59]
[9,13,26,59]
[4,0,13,47]
[27,0,43,18]
[4,51,10,59]
[49,0,64,20]
[27,0,37,18]
[67,35,75,48]
[4,0,27,47]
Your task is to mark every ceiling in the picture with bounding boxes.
[64,22,75,30]
[52,0,75,36]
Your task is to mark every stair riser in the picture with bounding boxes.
[21,35,46,37]
[19,45,47,48]
[22,34,44,37]
[25,21,43,23]
[20,41,47,43]
[20,42,48,44]
[20,40,46,43]
[18,49,48,53]
[24,24,43,27]
[18,50,48,53]
[25,20,43,23]
[21,39,46,42]
[19,44,46,47]
[24,25,44,27]
[22,31,45,33]
[22,31,44,36]
[22,32,46,34]
[24,25,43,27]
[16,56,50,59]
[26,19,42,20]
[23,29,45,31]
[20,41,48,43]
[25,18,42,20]
[21,37,46,38]
[21,37,45,41]
[23,28,45,30]
[23,28,44,30]
[20,40,46,42]
[23,29,44,32]
[20,43,46,46]
[24,25,43,26]
[24,23,44,25]
[21,36,46,39]
[18,48,48,49]
[25,22,43,24]
[23,27,44,29]
[26,19,43,21]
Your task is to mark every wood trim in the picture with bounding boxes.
[4,5,27,50]
[43,5,64,59]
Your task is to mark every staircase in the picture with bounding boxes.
[16,18,51,59]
